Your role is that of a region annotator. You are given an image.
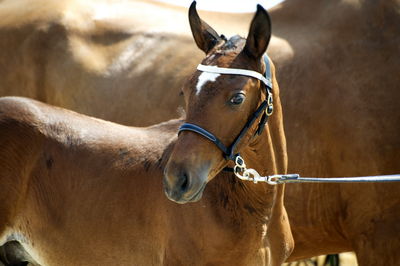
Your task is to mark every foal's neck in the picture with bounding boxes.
[208,125,283,225]
[241,125,279,177]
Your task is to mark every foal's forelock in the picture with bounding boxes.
[223,35,245,50]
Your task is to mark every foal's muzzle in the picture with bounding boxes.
[163,162,209,204]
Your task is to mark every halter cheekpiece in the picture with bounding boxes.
[178,55,273,161]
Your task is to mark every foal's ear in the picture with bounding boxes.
[189,1,221,54]
[243,5,271,59]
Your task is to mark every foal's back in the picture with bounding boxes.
[0,96,179,265]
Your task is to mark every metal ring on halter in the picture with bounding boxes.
[235,156,245,168]
[267,92,273,105]
[266,105,273,116]
[265,90,274,116]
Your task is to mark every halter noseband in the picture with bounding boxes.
[178,55,273,161]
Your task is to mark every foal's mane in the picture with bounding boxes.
[221,35,246,51]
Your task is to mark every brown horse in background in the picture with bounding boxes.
[269,0,400,264]
[0,5,293,265]
[0,0,251,126]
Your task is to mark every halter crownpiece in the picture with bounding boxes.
[196,64,272,89]
[179,55,273,161]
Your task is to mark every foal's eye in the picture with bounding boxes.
[229,93,245,105]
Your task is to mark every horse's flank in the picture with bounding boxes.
[270,0,400,263]
[0,0,253,127]
[0,0,252,35]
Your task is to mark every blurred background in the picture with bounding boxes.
[155,0,286,12]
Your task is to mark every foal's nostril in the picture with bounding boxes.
[164,166,193,201]
[179,172,189,192]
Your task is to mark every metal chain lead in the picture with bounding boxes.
[232,155,400,184]
[233,155,298,185]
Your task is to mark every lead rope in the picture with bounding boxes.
[233,155,400,184]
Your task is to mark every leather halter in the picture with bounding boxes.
[178,55,273,161]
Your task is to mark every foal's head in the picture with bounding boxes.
[164,2,273,204]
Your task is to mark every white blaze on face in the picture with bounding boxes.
[196,72,221,95]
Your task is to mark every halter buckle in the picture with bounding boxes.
[235,155,245,168]
[266,92,274,116]
[234,155,250,181]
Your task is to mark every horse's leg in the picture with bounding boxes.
[353,239,400,265]
[0,244,6,265]
[352,228,400,266]
[0,245,5,266]
[323,254,339,266]
[344,189,400,266]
